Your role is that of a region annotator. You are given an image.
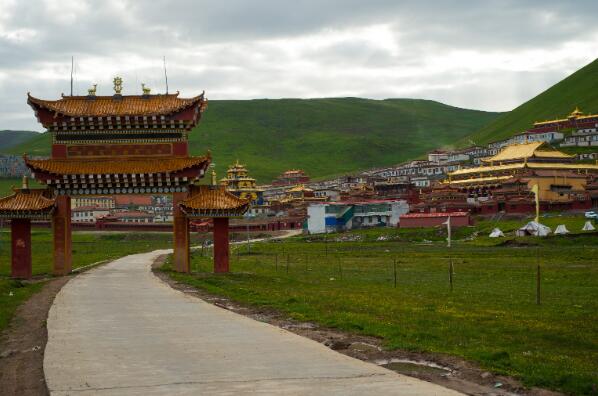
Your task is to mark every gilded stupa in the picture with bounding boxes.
[220,160,264,205]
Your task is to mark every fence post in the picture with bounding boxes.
[536,248,540,305]
[449,257,454,292]
[393,258,397,288]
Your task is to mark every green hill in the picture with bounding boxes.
[0,130,39,151]
[465,58,598,146]
[6,98,498,183]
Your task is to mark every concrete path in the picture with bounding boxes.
[44,250,462,395]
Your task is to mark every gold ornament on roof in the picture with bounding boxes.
[141,83,151,95]
[87,84,97,96]
[569,106,583,117]
[113,76,123,94]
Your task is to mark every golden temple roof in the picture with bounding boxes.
[450,163,525,176]
[180,185,249,217]
[27,92,205,117]
[449,162,598,177]
[446,175,513,185]
[24,155,210,176]
[287,184,313,192]
[0,187,55,218]
[482,142,573,163]
[533,107,598,126]
[533,150,573,158]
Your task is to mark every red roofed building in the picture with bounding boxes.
[272,169,310,186]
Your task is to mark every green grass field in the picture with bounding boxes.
[0,230,173,333]
[465,58,598,146]
[5,98,499,182]
[163,217,598,395]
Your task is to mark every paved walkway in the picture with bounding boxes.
[44,250,462,395]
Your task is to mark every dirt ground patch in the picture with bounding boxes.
[153,254,563,396]
[0,276,70,396]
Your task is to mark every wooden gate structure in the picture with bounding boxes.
[0,78,248,278]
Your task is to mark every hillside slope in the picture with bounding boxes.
[0,130,39,151]
[466,58,598,145]
[7,98,499,183]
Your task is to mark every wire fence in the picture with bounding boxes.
[190,243,598,307]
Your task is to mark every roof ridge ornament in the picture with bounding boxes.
[113,76,123,95]
[141,83,151,96]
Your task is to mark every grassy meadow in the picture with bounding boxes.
[163,215,598,395]
[0,229,173,332]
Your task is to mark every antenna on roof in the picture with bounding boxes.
[70,56,74,96]
[163,56,169,94]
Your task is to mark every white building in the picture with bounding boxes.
[561,129,598,147]
[307,200,409,234]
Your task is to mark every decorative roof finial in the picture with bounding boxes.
[22,175,29,191]
[113,76,123,95]
[211,169,217,186]
[87,84,97,96]
[141,83,151,95]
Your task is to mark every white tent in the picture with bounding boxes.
[516,221,552,237]
[554,224,569,235]
[582,221,595,231]
[489,228,505,238]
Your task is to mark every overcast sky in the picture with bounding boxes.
[1,0,597,131]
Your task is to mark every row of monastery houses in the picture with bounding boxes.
[488,107,598,150]
[69,194,174,224]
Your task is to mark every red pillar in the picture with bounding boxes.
[213,217,229,273]
[11,219,32,279]
[172,192,190,273]
[52,195,72,276]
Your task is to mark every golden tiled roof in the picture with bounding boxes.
[25,155,210,175]
[482,142,573,163]
[27,92,205,117]
[533,107,598,125]
[0,188,55,217]
[449,162,598,177]
[446,176,513,185]
[533,150,573,158]
[287,184,313,192]
[450,163,525,176]
[180,185,249,216]
[527,162,598,171]
[482,142,543,162]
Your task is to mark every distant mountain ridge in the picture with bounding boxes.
[465,58,598,146]
[0,130,39,151]
[4,98,499,183]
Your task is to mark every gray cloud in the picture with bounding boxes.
[0,0,597,131]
